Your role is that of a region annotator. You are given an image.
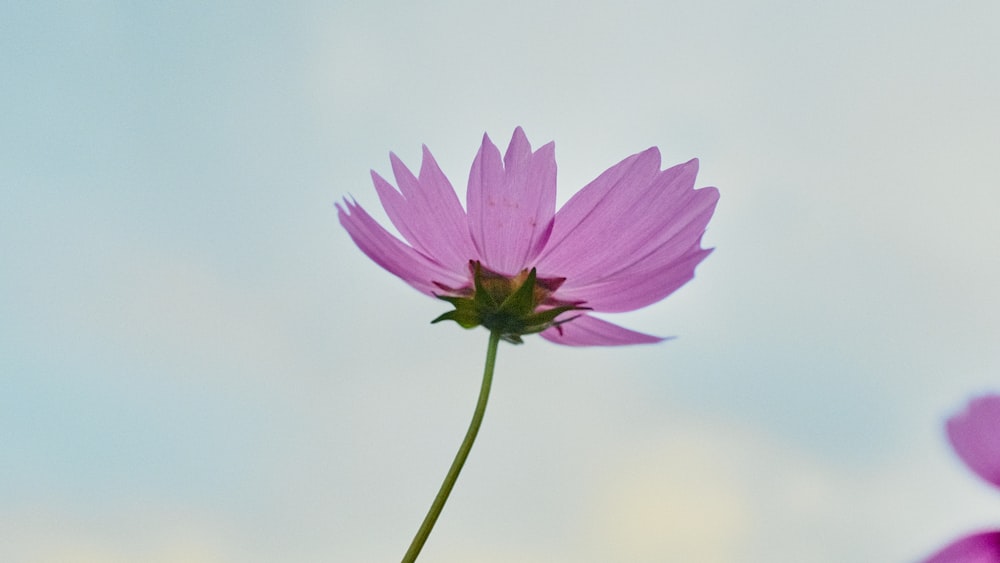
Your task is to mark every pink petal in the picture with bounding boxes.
[948,394,1000,488]
[466,127,556,276]
[924,531,1000,563]
[535,152,718,312]
[337,199,467,295]
[370,147,479,273]
[534,148,671,279]
[588,182,718,280]
[540,314,667,346]
[557,245,713,312]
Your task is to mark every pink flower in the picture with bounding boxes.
[337,127,718,346]
[925,395,1000,562]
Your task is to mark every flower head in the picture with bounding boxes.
[925,394,1000,563]
[337,127,719,345]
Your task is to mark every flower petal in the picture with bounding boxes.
[536,152,718,312]
[540,314,667,346]
[557,245,714,312]
[534,148,671,280]
[924,531,1000,563]
[467,127,556,275]
[553,187,717,312]
[947,394,1000,488]
[370,147,479,273]
[337,199,467,295]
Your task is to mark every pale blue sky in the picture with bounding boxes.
[3,2,1000,561]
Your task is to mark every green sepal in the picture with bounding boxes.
[521,305,588,331]
[432,294,480,328]
[498,267,538,318]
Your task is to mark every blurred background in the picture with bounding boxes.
[2,1,999,561]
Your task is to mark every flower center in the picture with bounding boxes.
[432,261,589,344]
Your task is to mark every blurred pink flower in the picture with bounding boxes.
[337,127,718,346]
[925,395,1000,563]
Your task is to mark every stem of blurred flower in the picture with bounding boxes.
[401,330,501,563]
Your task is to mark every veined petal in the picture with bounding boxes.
[534,148,668,279]
[551,186,719,312]
[467,127,556,275]
[370,148,479,272]
[337,199,467,295]
[589,179,717,279]
[947,394,1000,488]
[558,246,713,313]
[924,531,1000,563]
[538,157,713,286]
[540,314,666,346]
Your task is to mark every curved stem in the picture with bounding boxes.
[401,330,502,563]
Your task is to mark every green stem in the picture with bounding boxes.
[401,330,502,563]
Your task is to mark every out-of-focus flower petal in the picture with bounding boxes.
[467,127,556,276]
[539,314,666,346]
[337,199,467,295]
[924,531,1000,563]
[370,148,479,273]
[947,394,1000,488]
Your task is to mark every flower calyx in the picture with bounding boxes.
[432,261,589,344]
